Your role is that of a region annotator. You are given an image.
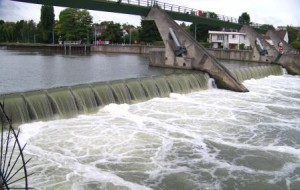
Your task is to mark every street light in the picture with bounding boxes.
[94,25,96,45]
[129,28,131,45]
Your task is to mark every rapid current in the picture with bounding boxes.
[19,74,300,190]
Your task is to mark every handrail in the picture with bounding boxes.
[110,0,262,28]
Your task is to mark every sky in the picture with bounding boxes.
[0,0,299,28]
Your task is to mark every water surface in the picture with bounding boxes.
[19,74,300,190]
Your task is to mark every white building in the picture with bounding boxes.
[208,31,250,50]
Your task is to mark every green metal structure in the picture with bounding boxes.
[12,0,266,33]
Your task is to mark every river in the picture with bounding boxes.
[1,49,300,189]
[0,49,177,94]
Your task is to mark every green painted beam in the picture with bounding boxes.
[13,0,151,16]
[12,0,266,33]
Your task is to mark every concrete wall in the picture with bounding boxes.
[207,49,274,63]
[277,54,300,75]
[91,44,164,54]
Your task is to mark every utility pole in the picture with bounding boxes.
[194,23,197,40]
[129,29,131,44]
[94,25,96,45]
[52,25,54,44]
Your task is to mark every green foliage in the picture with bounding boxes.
[56,8,92,41]
[139,20,162,43]
[190,23,221,42]
[100,21,122,43]
[0,20,36,43]
[287,25,298,44]
[239,43,245,50]
[180,22,191,34]
[40,5,55,43]
[238,12,250,25]
[260,24,275,31]
[290,40,300,49]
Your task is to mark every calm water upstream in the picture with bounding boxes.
[1,49,300,189]
[0,49,177,94]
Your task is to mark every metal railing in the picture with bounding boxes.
[109,0,262,28]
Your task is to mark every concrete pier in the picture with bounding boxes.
[146,6,248,92]
[240,26,300,75]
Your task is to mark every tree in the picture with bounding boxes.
[238,12,250,25]
[287,25,298,44]
[0,20,4,42]
[56,8,92,42]
[139,20,162,43]
[40,5,55,43]
[190,23,221,42]
[2,22,15,42]
[180,22,191,34]
[100,21,122,43]
[260,24,275,31]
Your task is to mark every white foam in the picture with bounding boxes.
[19,74,300,189]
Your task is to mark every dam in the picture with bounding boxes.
[0,49,283,126]
[0,47,299,189]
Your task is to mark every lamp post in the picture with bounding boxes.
[94,25,97,45]
[129,28,131,45]
[194,23,197,40]
[52,24,54,44]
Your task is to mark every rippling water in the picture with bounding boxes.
[19,74,300,190]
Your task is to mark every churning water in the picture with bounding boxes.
[19,74,300,190]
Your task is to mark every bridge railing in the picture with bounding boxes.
[110,0,262,28]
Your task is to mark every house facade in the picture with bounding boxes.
[208,31,250,50]
[275,30,289,43]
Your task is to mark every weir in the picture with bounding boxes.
[146,6,248,92]
[0,72,209,126]
[240,25,300,75]
[0,66,283,127]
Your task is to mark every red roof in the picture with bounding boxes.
[275,30,287,40]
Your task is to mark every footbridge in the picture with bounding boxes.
[12,0,265,32]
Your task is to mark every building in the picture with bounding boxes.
[263,35,273,46]
[208,31,250,50]
[275,30,289,43]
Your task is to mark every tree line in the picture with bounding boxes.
[0,5,162,44]
[0,6,299,49]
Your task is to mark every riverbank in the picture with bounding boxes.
[0,43,91,54]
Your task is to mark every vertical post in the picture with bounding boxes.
[52,27,54,44]
[129,29,131,44]
[194,23,197,40]
[94,25,96,45]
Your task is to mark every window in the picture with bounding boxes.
[217,34,224,40]
[232,34,236,38]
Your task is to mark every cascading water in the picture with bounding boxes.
[18,74,300,190]
[0,73,211,126]
[0,64,284,127]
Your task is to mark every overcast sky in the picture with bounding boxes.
[0,0,299,27]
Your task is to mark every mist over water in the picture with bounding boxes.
[19,74,300,190]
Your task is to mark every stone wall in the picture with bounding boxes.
[91,44,164,54]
